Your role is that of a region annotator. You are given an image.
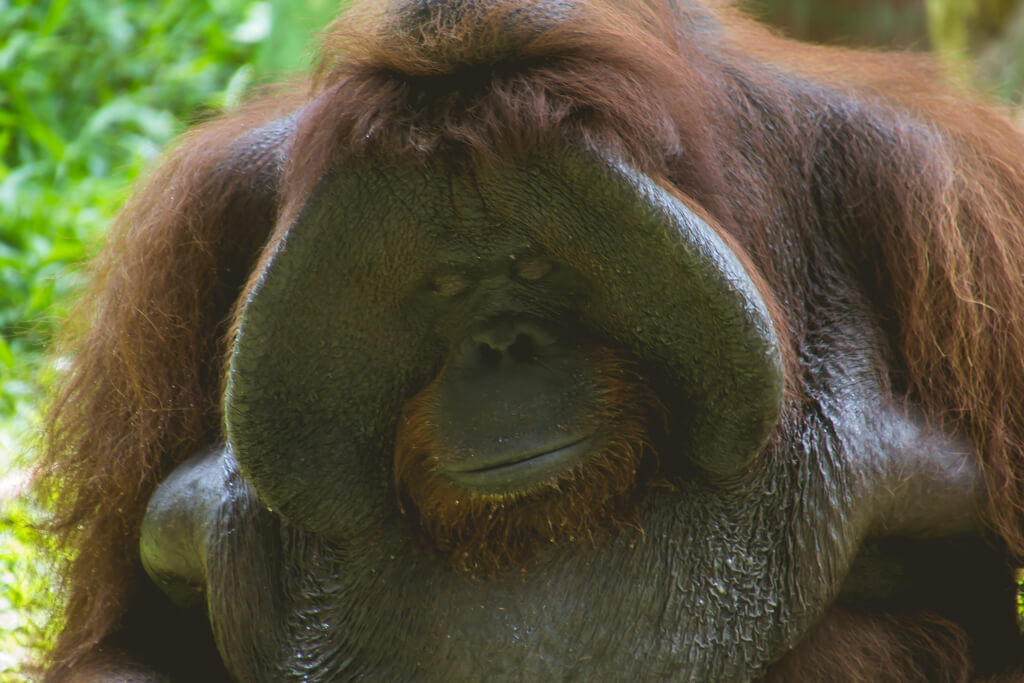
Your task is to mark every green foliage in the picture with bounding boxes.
[0,0,340,674]
[1,0,264,429]
[744,0,929,48]
[926,0,1017,57]
[0,499,50,676]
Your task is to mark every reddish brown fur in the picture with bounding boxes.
[395,350,660,573]
[35,0,1024,678]
[35,92,303,675]
[763,607,973,682]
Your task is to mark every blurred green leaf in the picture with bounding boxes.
[234,2,272,43]
[0,340,14,369]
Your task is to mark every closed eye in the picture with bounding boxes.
[514,259,553,282]
[431,274,472,297]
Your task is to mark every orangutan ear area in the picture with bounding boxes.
[31,1,1024,681]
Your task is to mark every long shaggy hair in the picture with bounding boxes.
[35,0,1024,678]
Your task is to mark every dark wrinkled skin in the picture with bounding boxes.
[140,145,995,681]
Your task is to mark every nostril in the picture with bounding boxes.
[508,333,536,363]
[468,320,552,368]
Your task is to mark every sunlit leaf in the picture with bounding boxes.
[0,340,13,369]
[233,2,271,43]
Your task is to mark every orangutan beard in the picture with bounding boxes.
[394,350,662,574]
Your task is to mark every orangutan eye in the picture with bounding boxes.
[431,273,472,297]
[514,258,553,282]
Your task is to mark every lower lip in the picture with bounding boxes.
[444,436,594,494]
